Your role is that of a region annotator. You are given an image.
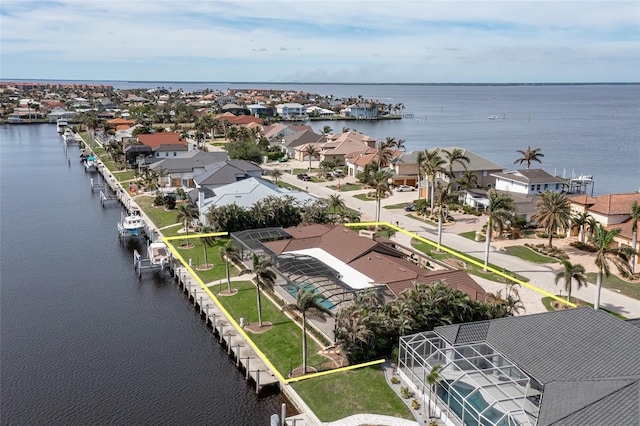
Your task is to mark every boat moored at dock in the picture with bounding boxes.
[56,117,68,133]
[118,209,146,238]
[84,155,98,173]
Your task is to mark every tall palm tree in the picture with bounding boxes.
[376,140,395,169]
[252,254,277,327]
[532,190,571,248]
[283,289,331,375]
[304,145,317,173]
[483,190,516,270]
[631,201,639,274]
[176,203,199,246]
[435,182,453,249]
[554,260,588,303]
[328,194,346,222]
[220,240,240,294]
[457,170,478,192]
[514,146,544,169]
[372,169,393,223]
[571,211,592,243]
[590,225,634,310]
[423,149,446,211]
[415,150,426,200]
[426,364,443,418]
[270,169,283,185]
[442,148,470,191]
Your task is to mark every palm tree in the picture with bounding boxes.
[322,125,333,135]
[426,364,443,418]
[328,194,346,222]
[220,240,240,294]
[252,254,277,327]
[270,169,283,185]
[555,260,588,303]
[376,140,395,169]
[304,145,317,173]
[372,169,393,223]
[435,182,453,249]
[571,212,591,243]
[514,146,544,169]
[457,170,478,192]
[590,225,634,310]
[415,150,426,200]
[532,190,571,248]
[483,190,516,270]
[442,148,470,191]
[176,203,199,246]
[423,149,446,211]
[631,201,639,274]
[283,289,331,375]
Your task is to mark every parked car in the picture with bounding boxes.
[332,169,344,177]
[278,156,288,162]
[297,173,311,181]
[404,203,416,212]
[396,185,415,192]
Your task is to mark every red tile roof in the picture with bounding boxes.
[137,133,186,149]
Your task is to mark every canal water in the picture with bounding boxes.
[0,124,285,425]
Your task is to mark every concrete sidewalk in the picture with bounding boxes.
[264,161,640,318]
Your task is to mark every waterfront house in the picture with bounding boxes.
[306,105,336,118]
[569,193,640,266]
[221,103,250,115]
[398,308,640,426]
[149,150,229,188]
[341,103,379,118]
[492,169,567,196]
[276,103,307,119]
[136,132,188,158]
[198,177,316,225]
[435,147,504,190]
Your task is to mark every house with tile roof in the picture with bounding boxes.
[569,193,640,267]
[280,129,326,159]
[136,132,188,158]
[399,307,640,426]
[321,131,378,166]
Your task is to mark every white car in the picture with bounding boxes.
[395,185,415,192]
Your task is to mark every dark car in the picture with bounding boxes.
[404,203,416,212]
[297,173,311,181]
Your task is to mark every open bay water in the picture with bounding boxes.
[105,82,639,195]
[0,124,285,425]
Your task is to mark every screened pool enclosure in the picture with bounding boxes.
[398,332,542,426]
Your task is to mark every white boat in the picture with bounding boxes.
[56,117,68,133]
[121,211,146,236]
[149,241,170,268]
[488,115,498,120]
[84,155,98,173]
[63,128,76,144]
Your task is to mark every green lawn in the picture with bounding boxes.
[541,296,626,319]
[384,202,413,210]
[136,196,183,229]
[175,239,234,284]
[586,272,640,300]
[209,281,328,376]
[503,246,560,264]
[353,193,374,201]
[291,366,414,422]
[411,239,529,283]
[112,170,136,181]
[459,230,484,242]
[327,183,363,192]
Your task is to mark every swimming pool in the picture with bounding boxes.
[437,380,514,426]
[282,283,335,310]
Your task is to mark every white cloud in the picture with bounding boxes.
[1,0,638,82]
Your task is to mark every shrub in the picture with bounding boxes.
[163,194,176,210]
[153,195,164,206]
[400,386,414,399]
[411,399,420,410]
[391,376,400,385]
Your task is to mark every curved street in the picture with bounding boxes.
[264,160,640,318]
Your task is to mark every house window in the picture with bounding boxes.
[536,184,541,191]
[531,185,535,191]
[173,152,177,156]
[544,184,548,190]
[556,184,560,190]
[483,171,488,177]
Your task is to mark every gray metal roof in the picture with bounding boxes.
[194,160,262,186]
[434,308,640,426]
[150,151,228,173]
[492,169,567,184]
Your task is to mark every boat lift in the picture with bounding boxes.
[133,241,172,278]
[118,210,147,241]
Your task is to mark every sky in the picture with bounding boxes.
[1,0,639,83]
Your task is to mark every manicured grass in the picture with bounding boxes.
[459,230,483,241]
[291,366,414,422]
[353,193,374,201]
[136,196,183,229]
[209,281,328,376]
[175,238,234,284]
[541,296,626,319]
[586,272,640,300]
[112,170,136,181]
[276,181,303,191]
[384,202,413,210]
[411,239,529,283]
[407,213,437,226]
[503,245,560,264]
